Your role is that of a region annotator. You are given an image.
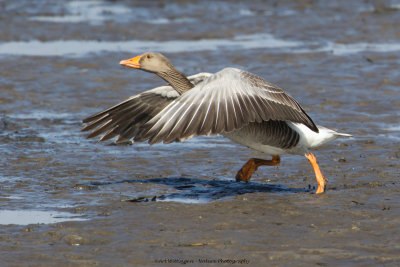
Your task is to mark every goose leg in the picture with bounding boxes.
[305,152,327,194]
[236,155,280,182]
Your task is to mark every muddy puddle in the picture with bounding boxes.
[1,0,400,266]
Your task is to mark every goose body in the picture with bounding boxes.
[224,121,350,156]
[82,52,351,194]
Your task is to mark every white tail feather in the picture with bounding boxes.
[334,132,352,138]
[288,122,352,149]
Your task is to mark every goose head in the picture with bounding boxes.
[119,52,174,74]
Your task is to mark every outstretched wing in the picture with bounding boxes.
[136,67,318,144]
[82,72,213,143]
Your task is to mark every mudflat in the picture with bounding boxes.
[1,1,399,266]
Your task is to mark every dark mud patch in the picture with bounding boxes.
[76,177,312,203]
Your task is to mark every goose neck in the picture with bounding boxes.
[158,68,194,95]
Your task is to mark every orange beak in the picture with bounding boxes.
[120,55,141,68]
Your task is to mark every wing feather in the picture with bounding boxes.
[82,73,213,142]
[83,67,317,145]
[137,68,318,144]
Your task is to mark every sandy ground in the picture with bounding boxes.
[1,0,400,266]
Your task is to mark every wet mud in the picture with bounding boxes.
[1,0,400,266]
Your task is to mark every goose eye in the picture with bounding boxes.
[146,54,151,59]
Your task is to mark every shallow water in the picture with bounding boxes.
[2,35,400,57]
[1,0,400,266]
[0,210,87,225]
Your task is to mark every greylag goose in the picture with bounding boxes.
[82,52,351,194]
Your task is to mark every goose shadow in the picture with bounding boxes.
[76,177,313,203]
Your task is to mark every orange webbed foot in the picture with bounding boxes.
[235,156,280,183]
[305,153,327,194]
[235,164,254,182]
